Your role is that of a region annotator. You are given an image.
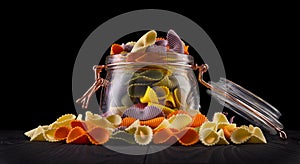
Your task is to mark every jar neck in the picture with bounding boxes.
[105,52,194,67]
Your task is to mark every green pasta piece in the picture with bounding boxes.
[174,87,187,109]
[153,75,178,90]
[127,83,149,98]
[129,75,158,85]
[109,131,136,144]
[152,86,170,100]
[139,69,164,81]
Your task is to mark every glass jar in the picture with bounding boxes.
[99,52,200,116]
[76,52,287,140]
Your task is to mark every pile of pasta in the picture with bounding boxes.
[109,29,189,55]
[25,29,267,146]
[24,111,267,146]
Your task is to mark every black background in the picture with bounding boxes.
[2,3,298,132]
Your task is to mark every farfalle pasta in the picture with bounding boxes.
[25,29,268,147]
[25,110,267,146]
[199,112,267,146]
[153,127,199,146]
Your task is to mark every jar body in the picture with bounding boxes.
[100,53,200,116]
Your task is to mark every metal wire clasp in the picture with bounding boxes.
[76,65,109,109]
[193,64,213,90]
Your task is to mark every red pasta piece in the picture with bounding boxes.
[153,128,174,144]
[54,126,71,141]
[66,127,90,144]
[87,127,110,145]
[110,44,124,55]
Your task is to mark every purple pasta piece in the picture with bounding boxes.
[122,105,164,120]
[155,39,168,47]
[144,105,165,118]
[121,106,141,118]
[122,43,134,52]
[167,29,184,53]
[146,45,167,53]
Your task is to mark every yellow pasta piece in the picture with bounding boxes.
[134,125,153,145]
[123,119,154,145]
[24,125,48,138]
[200,128,220,146]
[26,125,58,142]
[131,30,157,53]
[216,129,229,145]
[199,122,217,134]
[212,112,230,129]
[43,128,59,142]
[106,114,122,126]
[140,86,159,104]
[168,114,192,130]
[76,114,83,121]
[230,126,252,144]
[153,119,171,132]
[27,125,49,141]
[49,114,76,129]
[125,119,140,134]
[84,111,115,129]
[212,112,229,124]
[173,88,188,109]
[126,41,136,46]
[247,126,267,144]
[164,93,176,108]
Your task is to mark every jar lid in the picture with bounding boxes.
[196,64,287,139]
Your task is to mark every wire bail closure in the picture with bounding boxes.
[76,65,109,109]
[194,64,287,140]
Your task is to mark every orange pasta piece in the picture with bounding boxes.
[140,117,164,128]
[222,125,237,140]
[184,45,189,54]
[70,120,95,131]
[177,127,199,146]
[156,37,165,41]
[120,117,137,127]
[66,127,90,144]
[189,113,208,127]
[110,43,124,55]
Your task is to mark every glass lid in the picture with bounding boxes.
[194,64,287,139]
